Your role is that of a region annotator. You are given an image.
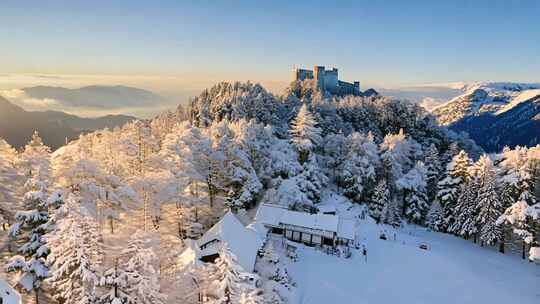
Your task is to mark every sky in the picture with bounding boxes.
[1,0,539,116]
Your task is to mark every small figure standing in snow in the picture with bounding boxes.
[362,245,367,263]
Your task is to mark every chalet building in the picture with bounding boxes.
[255,204,356,248]
[197,211,263,272]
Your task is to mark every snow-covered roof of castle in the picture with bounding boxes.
[0,279,21,304]
[198,211,263,272]
[255,204,355,240]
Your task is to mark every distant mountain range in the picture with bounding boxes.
[431,82,540,152]
[21,85,163,108]
[0,96,136,150]
[2,84,166,118]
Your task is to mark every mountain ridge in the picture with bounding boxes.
[431,82,540,151]
[0,96,136,150]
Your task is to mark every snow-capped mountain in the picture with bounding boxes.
[431,82,540,151]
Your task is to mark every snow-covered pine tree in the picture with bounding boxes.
[47,202,102,304]
[255,243,295,304]
[204,247,265,304]
[451,180,480,241]
[380,129,417,187]
[211,121,262,211]
[289,104,322,164]
[6,179,50,303]
[0,138,17,166]
[98,261,132,304]
[497,200,540,259]
[369,180,390,224]
[397,161,429,223]
[163,123,221,209]
[437,150,471,232]
[323,132,348,186]
[475,156,504,247]
[18,131,51,181]
[296,154,327,205]
[426,200,445,232]
[118,231,166,304]
[383,199,402,229]
[424,144,442,202]
[0,138,19,228]
[340,132,379,203]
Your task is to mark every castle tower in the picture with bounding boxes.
[314,65,325,91]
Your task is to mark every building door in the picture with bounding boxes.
[323,237,334,246]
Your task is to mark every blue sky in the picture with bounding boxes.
[1,0,539,92]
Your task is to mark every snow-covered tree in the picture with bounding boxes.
[117,231,166,304]
[340,132,379,203]
[98,261,132,304]
[298,154,327,205]
[383,199,402,229]
[203,247,265,304]
[497,200,540,259]
[475,156,504,246]
[211,121,262,210]
[6,180,50,303]
[18,131,51,181]
[426,200,445,232]
[163,123,221,208]
[290,104,322,163]
[323,132,348,183]
[0,138,19,227]
[380,129,421,186]
[398,161,429,223]
[424,144,442,201]
[369,180,390,223]
[255,243,295,304]
[54,158,138,234]
[47,200,102,304]
[437,150,471,232]
[450,180,479,241]
[0,138,18,167]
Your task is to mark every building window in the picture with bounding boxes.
[285,230,293,240]
[302,233,311,244]
[323,237,334,246]
[271,227,283,235]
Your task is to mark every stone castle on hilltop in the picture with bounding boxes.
[293,65,361,96]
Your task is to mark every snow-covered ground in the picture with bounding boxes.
[283,195,540,304]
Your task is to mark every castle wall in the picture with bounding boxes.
[294,69,313,81]
[293,65,360,96]
[324,69,338,92]
[313,66,326,92]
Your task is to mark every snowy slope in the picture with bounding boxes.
[279,194,540,304]
[286,219,539,304]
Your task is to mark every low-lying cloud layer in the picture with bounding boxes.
[0,84,172,118]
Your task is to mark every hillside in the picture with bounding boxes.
[1,80,538,304]
[432,82,540,151]
[0,96,135,149]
